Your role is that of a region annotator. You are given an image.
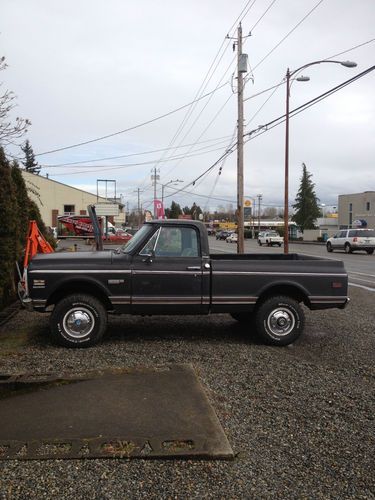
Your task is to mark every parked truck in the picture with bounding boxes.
[20,220,349,348]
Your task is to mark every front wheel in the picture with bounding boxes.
[327,242,333,252]
[50,294,107,348]
[258,240,262,246]
[367,249,374,255]
[255,296,304,346]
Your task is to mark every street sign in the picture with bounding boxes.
[94,204,119,216]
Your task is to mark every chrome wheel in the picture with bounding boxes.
[266,307,295,337]
[63,307,95,339]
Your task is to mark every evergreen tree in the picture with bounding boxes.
[11,161,30,257]
[190,202,202,220]
[21,139,40,174]
[166,201,182,219]
[292,163,321,232]
[0,147,18,306]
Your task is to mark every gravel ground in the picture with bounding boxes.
[0,286,374,499]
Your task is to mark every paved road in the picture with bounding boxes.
[209,237,375,292]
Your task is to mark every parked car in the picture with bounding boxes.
[226,233,238,243]
[326,228,375,254]
[258,231,283,247]
[216,230,232,240]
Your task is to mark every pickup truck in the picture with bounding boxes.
[21,220,349,348]
[258,231,284,247]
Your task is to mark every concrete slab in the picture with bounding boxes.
[0,365,233,460]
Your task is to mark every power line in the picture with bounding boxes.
[34,83,229,157]
[47,141,232,176]
[40,135,233,167]
[165,65,374,202]
[244,65,375,141]
[154,0,258,177]
[326,37,375,61]
[249,0,278,33]
[253,0,325,71]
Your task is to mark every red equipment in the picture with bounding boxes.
[23,220,54,270]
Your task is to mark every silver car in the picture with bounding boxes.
[326,229,375,254]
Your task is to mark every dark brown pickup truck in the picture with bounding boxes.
[22,220,349,348]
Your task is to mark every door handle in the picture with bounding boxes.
[186,266,201,270]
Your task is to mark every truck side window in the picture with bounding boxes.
[154,227,199,257]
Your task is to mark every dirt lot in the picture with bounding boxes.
[0,286,374,499]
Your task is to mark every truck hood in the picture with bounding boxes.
[28,251,114,271]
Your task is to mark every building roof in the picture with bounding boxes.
[22,170,108,201]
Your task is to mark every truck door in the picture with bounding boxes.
[131,225,205,314]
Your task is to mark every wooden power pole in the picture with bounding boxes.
[237,23,245,254]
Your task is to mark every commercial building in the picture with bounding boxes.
[22,171,125,227]
[338,191,375,229]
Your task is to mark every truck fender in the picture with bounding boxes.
[46,276,112,309]
[255,280,310,307]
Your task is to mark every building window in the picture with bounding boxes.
[349,203,352,212]
[366,201,370,211]
[64,204,75,215]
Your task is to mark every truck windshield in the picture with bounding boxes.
[120,225,154,253]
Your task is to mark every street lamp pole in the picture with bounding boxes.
[283,59,357,255]
[284,68,291,255]
[161,179,183,214]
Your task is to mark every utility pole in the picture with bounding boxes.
[151,168,160,218]
[236,23,245,254]
[137,188,142,228]
[257,194,262,234]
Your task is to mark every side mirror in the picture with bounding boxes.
[142,250,155,263]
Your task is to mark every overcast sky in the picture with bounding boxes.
[2,0,374,213]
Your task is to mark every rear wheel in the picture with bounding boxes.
[327,242,333,252]
[344,243,352,254]
[255,296,304,346]
[366,249,374,255]
[50,294,107,348]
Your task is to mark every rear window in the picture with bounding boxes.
[349,229,375,237]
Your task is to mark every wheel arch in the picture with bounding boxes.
[47,278,113,310]
[256,281,310,308]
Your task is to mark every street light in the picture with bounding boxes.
[161,179,183,213]
[283,59,357,254]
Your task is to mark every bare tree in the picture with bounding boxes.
[0,56,31,147]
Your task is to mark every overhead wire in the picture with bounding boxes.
[325,37,375,61]
[47,141,233,176]
[163,65,374,202]
[40,135,233,168]
[252,0,325,71]
[156,0,259,182]
[249,0,278,33]
[34,83,229,157]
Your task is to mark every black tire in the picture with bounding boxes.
[366,249,374,255]
[255,296,304,346]
[344,243,352,254]
[258,240,262,246]
[278,243,282,247]
[50,294,107,348]
[327,242,333,252]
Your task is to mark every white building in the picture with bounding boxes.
[338,191,375,229]
[22,172,125,227]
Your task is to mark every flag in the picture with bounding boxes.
[154,199,165,219]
